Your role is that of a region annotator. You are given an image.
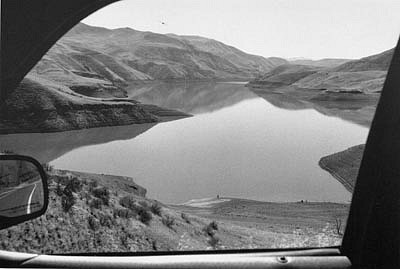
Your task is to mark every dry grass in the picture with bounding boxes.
[0,169,347,254]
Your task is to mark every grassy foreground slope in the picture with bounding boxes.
[0,169,347,254]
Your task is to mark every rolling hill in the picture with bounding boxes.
[30,22,287,97]
[331,48,394,72]
[294,48,393,93]
[250,48,393,93]
[251,64,321,85]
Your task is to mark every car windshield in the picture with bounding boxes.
[0,0,399,254]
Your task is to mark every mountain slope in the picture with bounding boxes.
[294,48,393,93]
[30,23,287,95]
[251,64,321,85]
[250,48,393,93]
[331,48,394,72]
[176,35,286,72]
[0,74,190,134]
[294,70,387,93]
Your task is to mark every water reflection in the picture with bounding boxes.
[0,82,370,203]
[127,81,378,127]
[0,123,156,163]
[125,81,256,114]
[250,86,378,127]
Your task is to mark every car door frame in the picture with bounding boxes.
[1,0,400,268]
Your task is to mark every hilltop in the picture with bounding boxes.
[30,22,287,98]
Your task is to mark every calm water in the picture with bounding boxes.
[0,82,369,203]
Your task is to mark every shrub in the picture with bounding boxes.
[333,218,343,236]
[120,233,128,248]
[62,185,73,197]
[208,235,220,249]
[138,201,149,209]
[99,213,114,228]
[114,208,135,219]
[150,203,162,216]
[138,207,152,225]
[119,196,135,209]
[53,174,69,185]
[209,221,218,231]
[203,225,215,237]
[119,196,142,212]
[55,182,63,196]
[88,216,99,231]
[89,198,103,209]
[65,177,82,193]
[88,180,98,192]
[162,215,175,229]
[203,221,218,236]
[181,213,191,224]
[91,186,110,206]
[61,193,75,212]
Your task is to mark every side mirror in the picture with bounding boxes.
[0,155,49,229]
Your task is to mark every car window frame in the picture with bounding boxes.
[1,1,400,268]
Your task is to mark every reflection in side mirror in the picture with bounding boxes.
[0,155,48,229]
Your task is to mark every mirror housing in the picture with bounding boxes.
[0,155,49,230]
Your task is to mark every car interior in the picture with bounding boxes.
[1,0,400,268]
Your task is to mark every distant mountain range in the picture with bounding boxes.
[288,58,351,68]
[30,22,288,97]
[5,21,393,134]
[251,48,394,93]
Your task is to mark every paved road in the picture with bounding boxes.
[0,180,42,217]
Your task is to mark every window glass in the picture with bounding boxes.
[0,0,399,254]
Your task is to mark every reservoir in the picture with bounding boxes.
[0,82,369,203]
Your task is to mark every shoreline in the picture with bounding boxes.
[1,78,255,135]
[126,78,251,85]
[318,144,365,193]
[0,166,348,252]
[319,159,355,193]
[246,83,371,194]
[0,77,192,135]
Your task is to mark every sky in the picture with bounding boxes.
[83,0,400,60]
